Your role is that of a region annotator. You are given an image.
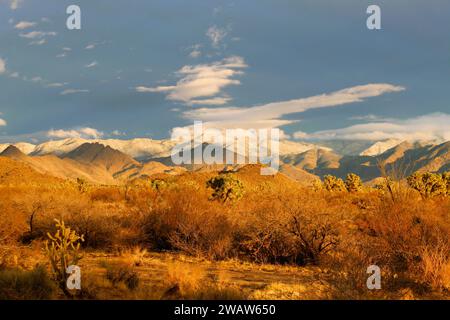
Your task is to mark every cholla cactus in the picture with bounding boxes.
[322,175,346,192]
[76,177,88,193]
[312,180,323,192]
[442,172,450,196]
[345,173,363,193]
[407,172,446,198]
[206,174,244,203]
[150,179,167,191]
[45,219,84,295]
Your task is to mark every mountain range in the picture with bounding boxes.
[0,138,448,185]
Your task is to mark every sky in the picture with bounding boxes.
[0,0,449,143]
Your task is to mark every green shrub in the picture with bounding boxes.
[206,174,244,203]
[0,265,56,300]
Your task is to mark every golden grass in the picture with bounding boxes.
[0,167,449,299]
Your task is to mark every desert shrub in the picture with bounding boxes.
[104,262,140,290]
[76,177,89,193]
[207,173,244,203]
[89,187,123,202]
[63,210,122,248]
[407,172,447,199]
[286,212,340,265]
[0,265,56,299]
[45,219,84,296]
[119,246,148,267]
[0,197,27,244]
[336,198,450,296]
[345,173,363,193]
[142,190,235,259]
[238,195,342,265]
[322,175,346,192]
[162,262,246,300]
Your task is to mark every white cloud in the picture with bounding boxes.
[111,130,125,136]
[30,76,43,82]
[8,0,22,10]
[60,89,89,95]
[293,131,309,139]
[29,38,46,46]
[348,114,391,122]
[138,56,247,106]
[0,58,6,74]
[294,113,450,142]
[19,31,56,39]
[84,61,98,68]
[14,21,36,29]
[46,82,67,88]
[182,83,405,129]
[47,127,103,139]
[9,72,19,78]
[206,25,228,48]
[0,118,6,126]
[85,44,96,50]
[189,49,201,58]
[187,44,202,58]
[186,97,232,106]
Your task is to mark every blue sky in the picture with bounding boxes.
[0,0,449,143]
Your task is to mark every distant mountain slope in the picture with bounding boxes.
[1,145,117,184]
[31,138,177,159]
[0,138,448,184]
[0,142,36,155]
[0,145,28,160]
[63,142,140,174]
[114,161,187,180]
[281,149,341,170]
[360,139,403,156]
[279,164,320,185]
[0,156,63,185]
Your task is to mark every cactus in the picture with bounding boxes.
[44,219,84,296]
[345,173,363,193]
[407,172,446,198]
[442,171,450,196]
[206,174,244,203]
[322,175,346,192]
[150,179,167,191]
[76,177,88,193]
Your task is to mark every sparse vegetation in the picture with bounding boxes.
[0,165,449,300]
[0,265,56,300]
